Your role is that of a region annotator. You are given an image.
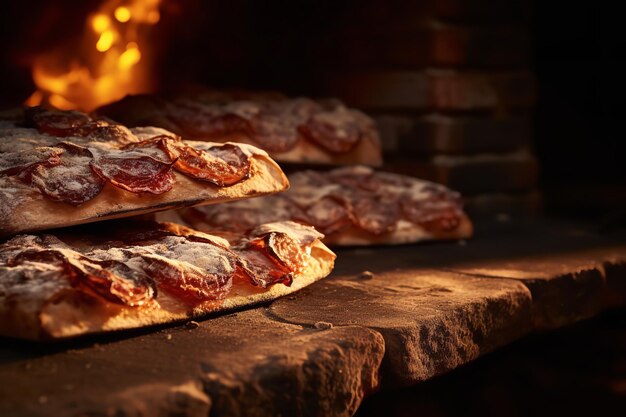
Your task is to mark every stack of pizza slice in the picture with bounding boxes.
[0,107,336,340]
[99,90,473,246]
[0,93,473,340]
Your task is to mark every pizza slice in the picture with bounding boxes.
[0,220,335,340]
[166,166,473,246]
[96,90,383,166]
[0,107,288,236]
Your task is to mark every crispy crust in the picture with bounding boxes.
[214,132,383,167]
[0,154,288,236]
[0,238,335,340]
[161,210,473,246]
[322,214,473,246]
[164,167,473,246]
[98,95,383,167]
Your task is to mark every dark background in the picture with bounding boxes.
[0,0,623,217]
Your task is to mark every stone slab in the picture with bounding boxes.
[268,270,532,387]
[448,247,626,329]
[326,219,626,331]
[0,309,384,417]
[1,218,624,416]
[355,310,626,417]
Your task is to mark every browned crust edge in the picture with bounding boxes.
[0,241,335,340]
[1,154,289,237]
[322,213,473,246]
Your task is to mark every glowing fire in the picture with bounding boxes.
[25,0,162,112]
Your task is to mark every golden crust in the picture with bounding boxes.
[98,95,383,167]
[221,132,383,167]
[322,214,473,246]
[0,234,335,340]
[0,154,288,236]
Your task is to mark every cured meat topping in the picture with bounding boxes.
[100,94,379,154]
[0,221,324,307]
[181,167,466,237]
[163,141,251,186]
[18,143,104,205]
[90,151,176,194]
[0,108,256,208]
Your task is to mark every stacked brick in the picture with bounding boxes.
[323,0,540,216]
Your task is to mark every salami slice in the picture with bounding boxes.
[328,168,380,192]
[0,147,63,177]
[236,248,293,288]
[122,135,177,163]
[83,123,137,145]
[141,255,232,305]
[90,150,176,194]
[163,142,250,186]
[234,222,322,286]
[249,113,300,152]
[206,113,253,138]
[165,102,222,139]
[25,107,134,144]
[27,143,105,205]
[401,193,463,233]
[26,107,92,137]
[301,196,352,235]
[10,249,155,307]
[351,195,400,235]
[67,256,155,306]
[299,107,362,153]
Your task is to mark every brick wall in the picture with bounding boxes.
[322,0,540,217]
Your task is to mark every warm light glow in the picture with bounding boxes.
[91,14,110,33]
[147,10,160,24]
[114,7,131,22]
[96,30,115,52]
[24,90,44,107]
[119,43,141,69]
[26,0,162,111]
[49,94,75,110]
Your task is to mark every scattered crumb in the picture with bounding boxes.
[314,321,333,330]
[85,363,92,369]
[185,321,200,329]
[457,239,467,246]
[38,396,48,404]
[165,333,173,340]
[358,270,374,280]
[496,213,511,223]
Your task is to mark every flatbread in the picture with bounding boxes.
[0,221,335,340]
[0,108,289,236]
[168,166,473,246]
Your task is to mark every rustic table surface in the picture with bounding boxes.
[1,217,625,417]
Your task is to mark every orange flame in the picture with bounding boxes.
[25,0,161,112]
